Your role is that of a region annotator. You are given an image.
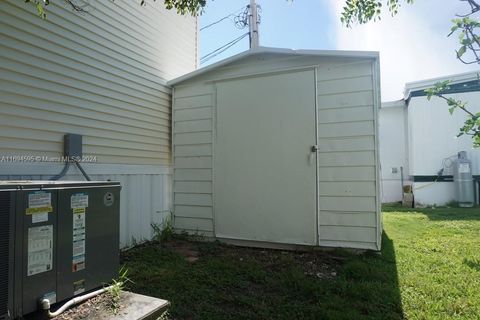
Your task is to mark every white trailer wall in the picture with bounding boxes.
[378,101,409,203]
[408,92,480,205]
[408,92,480,176]
[0,1,198,246]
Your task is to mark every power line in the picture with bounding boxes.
[200,32,249,64]
[200,6,248,31]
[200,15,233,31]
[200,33,249,64]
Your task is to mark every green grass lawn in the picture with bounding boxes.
[122,206,480,319]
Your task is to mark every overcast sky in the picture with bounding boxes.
[199,0,479,101]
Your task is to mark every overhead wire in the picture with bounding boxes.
[200,6,248,31]
[200,4,262,65]
[200,32,249,64]
[200,15,234,31]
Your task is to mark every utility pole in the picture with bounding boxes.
[248,0,259,48]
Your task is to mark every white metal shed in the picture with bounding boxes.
[168,47,382,251]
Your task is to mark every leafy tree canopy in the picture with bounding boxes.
[340,0,413,27]
[25,0,206,18]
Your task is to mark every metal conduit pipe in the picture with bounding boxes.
[74,160,91,181]
[49,161,71,181]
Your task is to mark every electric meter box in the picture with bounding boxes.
[0,181,121,319]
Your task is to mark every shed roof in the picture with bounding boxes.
[168,46,379,86]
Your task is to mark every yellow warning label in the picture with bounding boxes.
[73,208,86,215]
[26,206,53,215]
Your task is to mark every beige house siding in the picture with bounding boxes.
[0,0,197,165]
[0,0,198,247]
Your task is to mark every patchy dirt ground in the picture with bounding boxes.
[122,238,388,319]
[51,292,123,320]
[162,239,341,280]
[23,291,124,320]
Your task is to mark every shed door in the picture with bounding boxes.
[214,70,317,245]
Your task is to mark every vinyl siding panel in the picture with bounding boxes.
[174,182,213,194]
[175,145,212,157]
[319,196,377,212]
[175,193,212,206]
[317,151,375,167]
[316,61,373,81]
[320,211,377,227]
[318,106,374,124]
[319,226,377,243]
[175,132,213,145]
[173,85,215,234]
[317,61,380,250]
[318,182,376,197]
[318,136,375,152]
[317,76,373,95]
[317,121,375,138]
[174,157,213,169]
[174,205,213,219]
[174,169,212,181]
[175,107,212,121]
[174,120,213,133]
[173,217,214,233]
[317,91,374,110]
[317,167,376,182]
[0,0,197,166]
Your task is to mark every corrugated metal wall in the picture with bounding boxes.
[172,85,215,237]
[0,1,198,246]
[316,61,380,250]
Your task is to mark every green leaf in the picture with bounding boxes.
[457,46,467,58]
[36,2,46,19]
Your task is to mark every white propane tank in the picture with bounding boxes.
[453,151,475,207]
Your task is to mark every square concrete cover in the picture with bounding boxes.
[105,291,169,320]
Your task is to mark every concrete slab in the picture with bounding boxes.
[106,291,169,320]
[26,291,169,320]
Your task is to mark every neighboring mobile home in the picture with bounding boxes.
[169,47,382,251]
[380,71,480,205]
[0,0,198,247]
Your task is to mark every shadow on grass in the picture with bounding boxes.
[383,204,480,221]
[333,231,405,319]
[122,233,404,320]
[463,258,480,272]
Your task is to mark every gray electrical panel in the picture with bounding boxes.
[63,133,83,159]
[0,181,121,319]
